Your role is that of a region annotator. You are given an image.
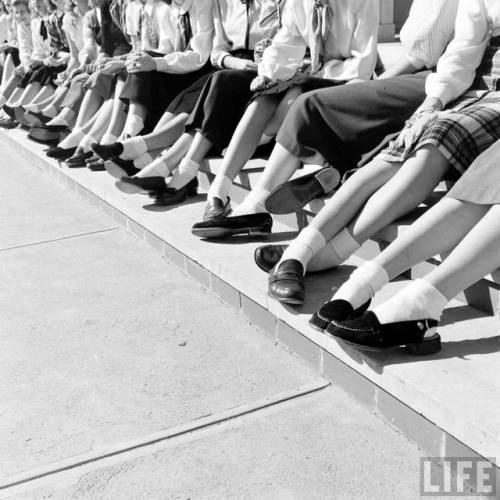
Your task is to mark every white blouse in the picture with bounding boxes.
[211,0,263,68]
[138,0,172,53]
[153,0,214,74]
[31,16,50,62]
[0,13,9,43]
[258,0,379,82]
[79,9,99,64]
[426,0,500,106]
[16,19,33,68]
[400,0,459,70]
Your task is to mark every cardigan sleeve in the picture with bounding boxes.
[257,0,306,82]
[426,0,490,106]
[154,0,214,74]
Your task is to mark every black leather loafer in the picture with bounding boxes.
[203,197,231,221]
[87,160,105,171]
[45,146,76,160]
[91,142,124,161]
[309,299,371,331]
[265,167,341,214]
[104,158,140,178]
[25,111,51,126]
[268,259,305,305]
[254,244,288,272]
[326,311,441,355]
[115,176,167,194]
[0,116,18,128]
[192,212,272,239]
[66,151,93,167]
[152,177,198,206]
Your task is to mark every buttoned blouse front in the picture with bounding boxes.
[31,16,50,62]
[258,0,379,82]
[153,0,214,74]
[211,0,263,68]
[426,0,500,106]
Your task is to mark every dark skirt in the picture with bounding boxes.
[26,63,67,87]
[166,71,216,115]
[276,71,429,173]
[61,73,90,111]
[120,62,212,128]
[4,46,20,67]
[253,72,345,99]
[184,68,257,152]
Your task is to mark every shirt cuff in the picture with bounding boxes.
[216,52,229,69]
[154,57,168,72]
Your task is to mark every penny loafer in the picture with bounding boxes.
[115,176,167,194]
[254,244,288,273]
[309,299,371,332]
[268,259,305,305]
[192,212,272,239]
[265,167,341,214]
[45,146,76,160]
[325,311,442,355]
[104,158,140,179]
[152,177,198,206]
[66,151,93,167]
[203,197,231,221]
[91,142,124,161]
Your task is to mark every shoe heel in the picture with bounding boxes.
[406,334,441,356]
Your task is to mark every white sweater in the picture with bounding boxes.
[258,0,379,82]
[426,0,500,106]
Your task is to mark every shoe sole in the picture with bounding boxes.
[105,161,128,179]
[192,225,271,239]
[328,333,442,355]
[115,180,144,194]
[265,169,341,214]
[267,292,304,306]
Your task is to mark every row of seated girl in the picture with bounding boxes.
[2,0,500,357]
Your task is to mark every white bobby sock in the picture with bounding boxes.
[168,158,199,189]
[122,114,144,138]
[100,133,118,145]
[278,226,326,273]
[59,127,85,149]
[207,174,232,204]
[43,104,57,118]
[136,154,171,178]
[134,152,154,169]
[79,133,97,152]
[121,136,147,160]
[309,228,360,272]
[47,116,69,127]
[231,186,271,216]
[373,279,449,325]
[333,261,389,310]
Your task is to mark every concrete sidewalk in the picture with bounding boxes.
[0,145,472,499]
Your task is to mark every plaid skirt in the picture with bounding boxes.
[377,93,500,174]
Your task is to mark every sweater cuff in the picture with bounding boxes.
[154,57,168,72]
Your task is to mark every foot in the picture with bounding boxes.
[254,244,288,273]
[91,142,124,161]
[115,176,167,194]
[203,197,231,222]
[192,212,272,239]
[152,178,199,206]
[325,311,442,355]
[28,125,65,145]
[268,259,305,305]
[265,167,341,214]
[0,116,18,129]
[309,299,371,332]
[45,146,76,160]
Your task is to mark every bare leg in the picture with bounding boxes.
[0,54,15,88]
[141,112,189,150]
[262,86,302,138]
[0,74,21,102]
[102,79,126,139]
[349,145,450,243]
[25,85,55,106]
[74,89,104,129]
[8,82,41,107]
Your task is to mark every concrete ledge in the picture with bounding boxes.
[3,128,500,477]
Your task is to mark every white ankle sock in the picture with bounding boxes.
[333,261,389,310]
[44,104,57,118]
[168,158,199,189]
[79,134,97,152]
[232,186,271,216]
[207,174,232,204]
[47,116,69,127]
[278,226,326,273]
[136,154,170,178]
[134,152,154,169]
[120,136,147,160]
[373,279,448,325]
[123,114,144,137]
[100,133,118,145]
[59,127,85,149]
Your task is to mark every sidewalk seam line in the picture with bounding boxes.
[0,226,120,252]
[0,380,330,492]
